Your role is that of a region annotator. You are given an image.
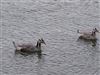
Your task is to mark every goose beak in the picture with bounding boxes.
[97,31,100,33]
[44,42,46,45]
[43,42,46,45]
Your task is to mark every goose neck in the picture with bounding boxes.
[36,41,41,49]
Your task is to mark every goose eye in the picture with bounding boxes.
[95,28,98,32]
[41,38,43,41]
[41,38,44,41]
[42,40,44,43]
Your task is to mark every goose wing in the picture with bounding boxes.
[18,43,34,48]
[83,32,92,35]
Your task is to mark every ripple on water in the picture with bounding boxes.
[1,0,100,75]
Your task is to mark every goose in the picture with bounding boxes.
[77,28,99,41]
[13,38,46,53]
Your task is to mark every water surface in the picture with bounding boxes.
[1,0,100,75]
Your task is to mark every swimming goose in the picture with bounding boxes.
[13,38,46,53]
[77,28,99,41]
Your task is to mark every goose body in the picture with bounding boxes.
[79,34,97,41]
[13,38,46,53]
[77,28,99,41]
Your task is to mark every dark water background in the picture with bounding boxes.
[1,0,100,75]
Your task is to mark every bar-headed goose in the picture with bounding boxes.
[13,38,46,53]
[77,28,99,41]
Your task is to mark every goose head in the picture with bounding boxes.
[93,28,99,33]
[36,38,46,49]
[91,28,99,36]
[38,38,46,45]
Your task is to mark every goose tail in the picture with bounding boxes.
[77,30,80,33]
[12,41,17,50]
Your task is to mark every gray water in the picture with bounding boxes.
[1,0,100,75]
